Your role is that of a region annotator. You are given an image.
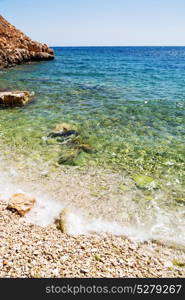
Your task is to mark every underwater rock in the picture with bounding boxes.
[55,208,70,233]
[54,123,77,133]
[58,149,81,165]
[76,143,94,154]
[0,15,54,69]
[49,123,95,166]
[69,137,95,154]
[48,123,79,139]
[70,151,90,166]
[132,174,156,189]
[48,130,79,139]
[0,91,34,107]
[8,193,36,216]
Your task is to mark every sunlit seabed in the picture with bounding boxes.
[0,47,185,245]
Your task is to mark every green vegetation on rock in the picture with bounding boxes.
[132,174,156,189]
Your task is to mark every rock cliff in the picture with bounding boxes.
[0,15,54,69]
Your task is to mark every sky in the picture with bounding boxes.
[0,0,185,46]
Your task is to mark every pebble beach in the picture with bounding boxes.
[1,178,185,278]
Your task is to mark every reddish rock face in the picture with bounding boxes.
[0,15,54,69]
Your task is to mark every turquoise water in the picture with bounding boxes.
[0,47,185,235]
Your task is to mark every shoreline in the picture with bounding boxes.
[0,157,185,278]
[0,152,185,245]
[1,201,185,278]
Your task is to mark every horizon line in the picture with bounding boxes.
[50,45,185,48]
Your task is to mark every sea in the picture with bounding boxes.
[0,46,185,246]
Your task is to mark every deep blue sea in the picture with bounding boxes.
[0,47,185,244]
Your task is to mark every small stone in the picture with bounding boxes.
[8,193,36,216]
[172,259,185,267]
[80,268,89,274]
[55,208,70,234]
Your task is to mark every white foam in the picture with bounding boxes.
[64,212,151,241]
[0,164,64,226]
[24,196,64,227]
[25,199,185,246]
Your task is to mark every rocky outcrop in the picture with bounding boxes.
[0,90,34,106]
[0,15,54,69]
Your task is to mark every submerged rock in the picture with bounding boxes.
[8,193,36,216]
[49,122,95,166]
[132,174,156,189]
[69,137,95,154]
[48,123,79,139]
[58,149,81,165]
[48,130,79,139]
[70,151,90,166]
[0,91,34,107]
[0,15,54,69]
[54,123,77,133]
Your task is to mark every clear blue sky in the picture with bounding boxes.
[0,0,185,46]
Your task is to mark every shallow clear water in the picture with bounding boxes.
[0,47,185,245]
